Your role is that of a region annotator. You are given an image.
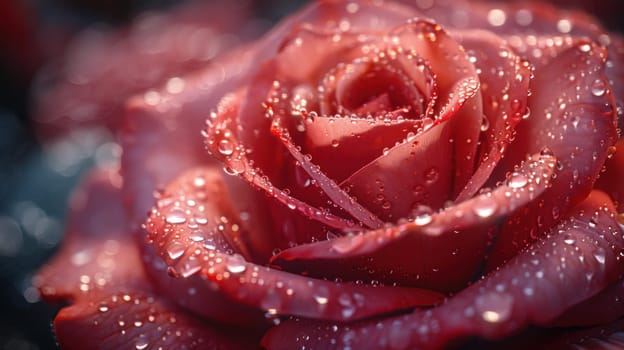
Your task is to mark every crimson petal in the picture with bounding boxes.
[145,167,444,323]
[596,139,624,212]
[33,168,257,349]
[271,152,557,291]
[263,191,624,349]
[551,276,624,327]
[487,41,618,269]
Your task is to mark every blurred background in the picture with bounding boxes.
[0,0,621,349]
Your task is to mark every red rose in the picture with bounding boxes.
[35,0,624,349]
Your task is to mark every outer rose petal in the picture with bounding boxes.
[33,168,257,349]
[32,0,253,139]
[271,152,557,291]
[596,139,624,212]
[145,167,444,323]
[263,191,624,349]
[487,41,618,268]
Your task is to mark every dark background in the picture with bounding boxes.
[0,0,621,349]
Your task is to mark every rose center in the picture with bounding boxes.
[336,63,425,119]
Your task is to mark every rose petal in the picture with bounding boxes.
[204,90,362,235]
[32,0,253,139]
[301,115,428,183]
[453,30,532,201]
[307,52,437,182]
[487,41,618,269]
[145,166,444,322]
[341,120,454,221]
[33,168,257,349]
[121,45,258,230]
[551,276,624,327]
[389,21,483,196]
[596,139,624,212]
[271,152,557,291]
[263,190,624,349]
[271,116,384,229]
[232,0,421,182]
[335,21,484,220]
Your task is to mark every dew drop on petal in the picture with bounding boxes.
[226,255,247,274]
[593,248,606,265]
[217,139,234,156]
[179,257,201,278]
[477,292,513,323]
[591,78,607,97]
[487,9,507,27]
[507,172,528,189]
[563,235,575,245]
[166,209,187,224]
[411,205,433,226]
[473,197,497,218]
[135,334,149,350]
[166,241,186,260]
[98,303,109,313]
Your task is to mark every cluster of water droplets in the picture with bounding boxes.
[93,292,205,350]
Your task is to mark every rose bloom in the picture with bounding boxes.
[33,0,624,349]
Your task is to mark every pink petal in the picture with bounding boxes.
[341,119,454,221]
[145,167,444,323]
[231,0,421,181]
[453,30,532,201]
[263,191,624,349]
[271,116,383,229]
[33,168,257,349]
[301,115,428,184]
[271,152,557,292]
[387,20,483,197]
[487,41,618,269]
[307,53,437,182]
[204,90,362,235]
[121,45,258,230]
[32,1,253,139]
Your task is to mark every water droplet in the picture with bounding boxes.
[424,167,439,184]
[593,248,606,265]
[476,293,513,323]
[563,235,575,245]
[591,79,607,97]
[579,43,592,52]
[166,241,186,260]
[218,139,234,156]
[556,18,572,33]
[179,257,201,278]
[193,176,206,187]
[166,209,187,224]
[314,295,329,305]
[507,172,528,189]
[473,197,497,218]
[487,9,507,27]
[331,139,340,148]
[226,255,247,274]
[333,235,364,254]
[166,77,185,94]
[480,115,490,132]
[98,303,109,313]
[135,334,149,350]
